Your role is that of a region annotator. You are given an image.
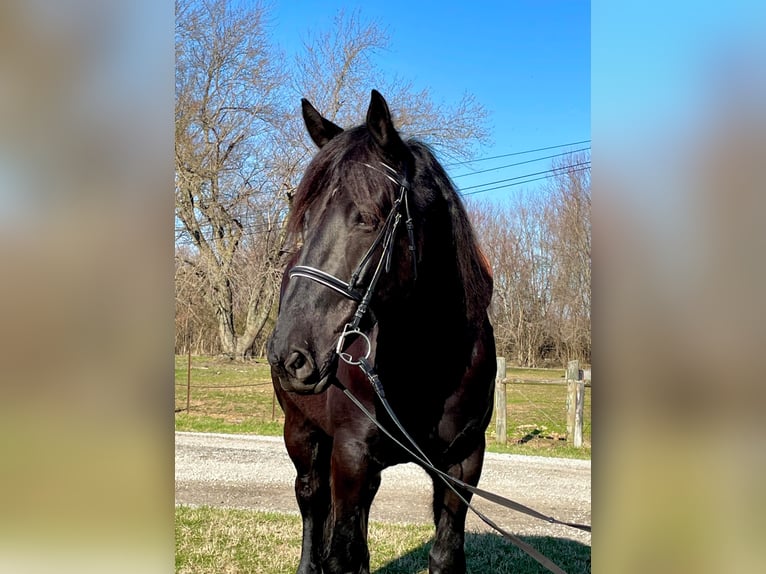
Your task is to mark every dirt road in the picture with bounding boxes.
[175,431,590,545]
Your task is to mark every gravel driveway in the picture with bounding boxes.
[175,431,590,546]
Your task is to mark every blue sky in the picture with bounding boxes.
[269,1,591,205]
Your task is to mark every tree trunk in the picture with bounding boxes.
[234,273,276,358]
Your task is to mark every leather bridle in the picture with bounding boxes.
[288,162,416,363]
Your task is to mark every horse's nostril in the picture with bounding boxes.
[285,349,315,381]
[289,353,305,370]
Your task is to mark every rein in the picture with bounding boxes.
[287,163,590,574]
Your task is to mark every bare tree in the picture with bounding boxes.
[175,0,286,358]
[545,151,591,363]
[505,194,554,366]
[290,10,491,162]
[468,152,590,367]
[469,195,553,366]
[175,246,218,355]
[175,5,492,358]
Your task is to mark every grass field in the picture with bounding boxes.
[175,356,591,572]
[175,506,591,574]
[174,355,590,459]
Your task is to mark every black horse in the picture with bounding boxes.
[268,90,496,574]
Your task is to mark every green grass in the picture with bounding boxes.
[502,366,564,383]
[488,380,591,459]
[175,356,590,459]
[176,506,591,574]
[174,355,278,430]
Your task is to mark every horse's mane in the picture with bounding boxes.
[287,128,493,322]
[408,140,494,322]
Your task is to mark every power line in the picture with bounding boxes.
[451,147,590,179]
[460,164,591,197]
[444,140,591,167]
[458,161,591,193]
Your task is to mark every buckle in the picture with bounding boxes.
[335,323,372,365]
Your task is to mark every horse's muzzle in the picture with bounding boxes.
[267,339,334,394]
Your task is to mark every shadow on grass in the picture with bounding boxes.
[518,428,541,444]
[375,532,591,574]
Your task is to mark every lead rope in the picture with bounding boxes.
[333,357,590,574]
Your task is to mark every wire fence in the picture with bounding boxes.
[174,355,591,449]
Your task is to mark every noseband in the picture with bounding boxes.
[288,162,417,362]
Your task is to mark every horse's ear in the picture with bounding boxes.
[302,99,343,148]
[366,90,405,153]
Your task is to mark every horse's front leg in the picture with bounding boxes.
[428,443,485,574]
[322,434,382,574]
[283,409,332,574]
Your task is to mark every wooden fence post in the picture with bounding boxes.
[574,378,584,448]
[186,345,192,413]
[566,360,584,447]
[495,357,507,445]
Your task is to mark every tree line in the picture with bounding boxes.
[175,0,590,367]
[469,153,590,366]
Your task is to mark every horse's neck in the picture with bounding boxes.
[376,275,471,366]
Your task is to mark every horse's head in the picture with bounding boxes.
[267,91,419,393]
[268,90,492,394]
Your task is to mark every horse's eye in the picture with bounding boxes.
[358,222,375,232]
[356,212,377,232]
